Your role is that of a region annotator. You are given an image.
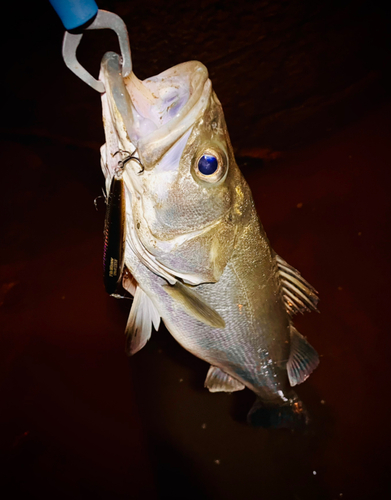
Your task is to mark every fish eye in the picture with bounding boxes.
[198,155,218,175]
[194,148,228,185]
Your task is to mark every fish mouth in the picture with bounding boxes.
[99,52,211,168]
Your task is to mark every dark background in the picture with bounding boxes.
[1,1,390,498]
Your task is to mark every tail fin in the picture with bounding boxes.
[247,395,309,429]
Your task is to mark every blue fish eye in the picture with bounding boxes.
[198,154,218,175]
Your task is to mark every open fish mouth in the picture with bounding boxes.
[99,51,212,169]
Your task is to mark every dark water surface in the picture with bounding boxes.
[1,1,390,499]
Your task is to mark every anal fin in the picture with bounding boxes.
[287,326,319,386]
[205,366,245,393]
[162,281,225,329]
[125,286,161,356]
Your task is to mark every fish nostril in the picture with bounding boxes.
[198,155,218,175]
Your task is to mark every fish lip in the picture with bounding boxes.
[100,52,134,141]
[130,61,210,152]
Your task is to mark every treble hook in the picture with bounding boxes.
[113,150,145,174]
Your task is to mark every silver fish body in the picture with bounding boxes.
[99,52,319,426]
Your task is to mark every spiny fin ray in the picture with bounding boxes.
[276,254,319,316]
[125,286,161,356]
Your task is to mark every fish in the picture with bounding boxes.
[98,51,320,427]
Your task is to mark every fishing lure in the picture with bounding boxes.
[103,151,143,295]
[103,167,125,295]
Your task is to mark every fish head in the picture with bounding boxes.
[100,52,252,285]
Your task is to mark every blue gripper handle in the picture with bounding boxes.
[49,0,99,31]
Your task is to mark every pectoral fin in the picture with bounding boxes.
[162,281,225,328]
[287,326,319,386]
[205,366,245,392]
[125,286,161,356]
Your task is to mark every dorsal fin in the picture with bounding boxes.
[287,326,319,386]
[276,254,319,316]
[204,366,245,393]
[125,286,161,356]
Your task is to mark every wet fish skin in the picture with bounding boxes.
[99,52,319,426]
